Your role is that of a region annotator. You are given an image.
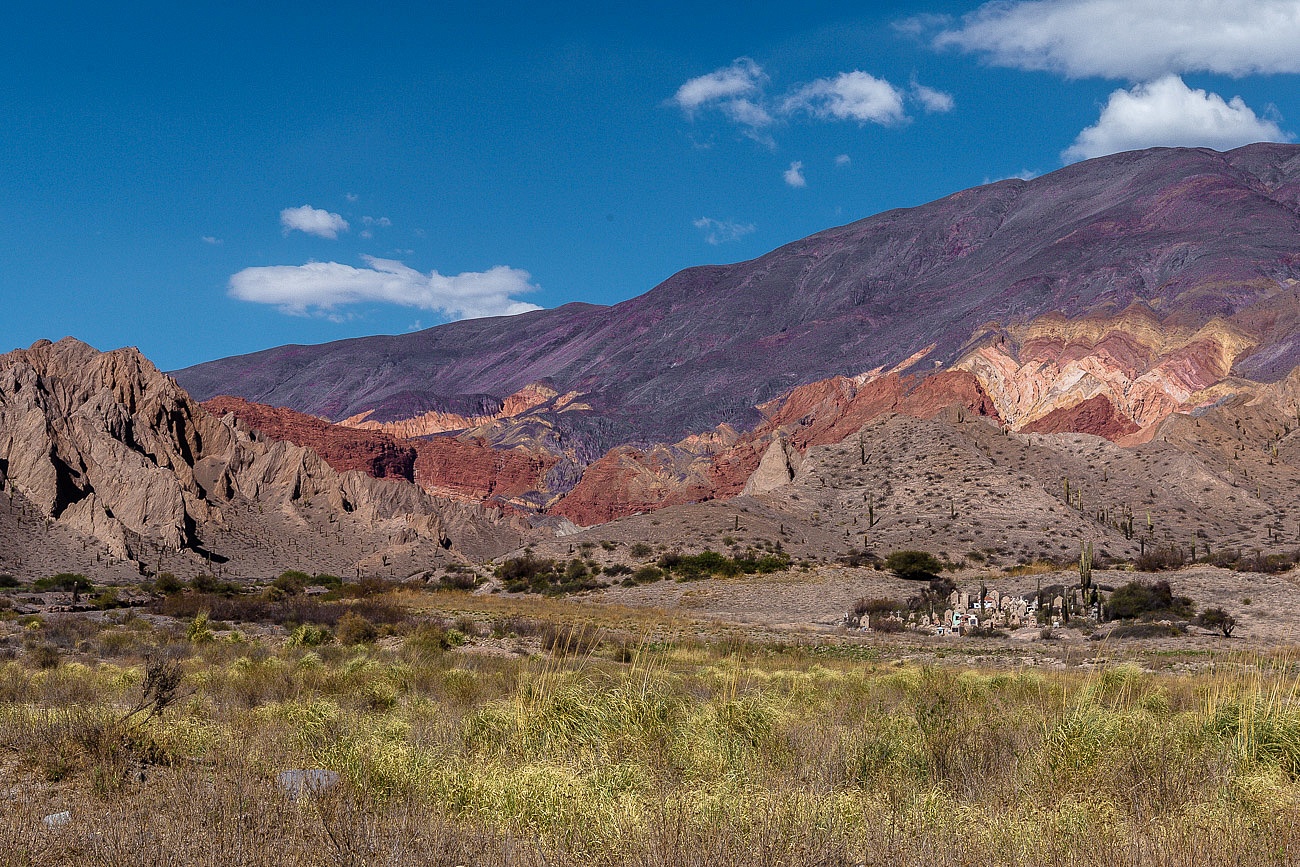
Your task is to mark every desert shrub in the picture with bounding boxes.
[287,624,333,647]
[1203,549,1300,574]
[629,542,653,559]
[496,555,604,595]
[25,642,61,669]
[841,548,882,568]
[657,550,790,581]
[33,573,92,593]
[154,572,183,594]
[335,611,379,645]
[272,570,310,594]
[437,570,480,591]
[189,573,239,595]
[152,591,404,630]
[885,550,942,581]
[186,611,214,643]
[1195,607,1237,637]
[632,565,665,584]
[1107,580,1194,621]
[602,563,633,576]
[0,574,20,588]
[1134,546,1187,572]
[966,625,1008,639]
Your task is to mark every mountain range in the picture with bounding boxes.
[175,143,1300,522]
[3,143,1300,581]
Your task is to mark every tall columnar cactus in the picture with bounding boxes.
[1079,541,1093,589]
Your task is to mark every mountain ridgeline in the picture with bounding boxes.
[176,143,1300,454]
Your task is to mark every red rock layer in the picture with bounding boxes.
[205,396,557,504]
[552,369,1004,525]
[413,437,558,503]
[203,396,416,481]
[1020,395,1140,440]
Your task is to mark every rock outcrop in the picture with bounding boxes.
[204,395,557,507]
[741,437,803,496]
[0,339,529,578]
[203,396,417,481]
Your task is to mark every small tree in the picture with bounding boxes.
[1196,607,1237,637]
[885,550,943,582]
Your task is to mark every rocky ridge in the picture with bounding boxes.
[0,339,530,581]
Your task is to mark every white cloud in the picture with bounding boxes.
[280,205,350,239]
[672,58,774,140]
[673,61,917,141]
[935,0,1300,79]
[228,256,542,320]
[693,217,756,245]
[361,216,392,227]
[673,58,767,114]
[344,192,359,203]
[783,161,807,188]
[835,154,852,167]
[893,12,953,37]
[912,83,955,113]
[1063,74,1290,162]
[783,71,908,126]
[201,236,222,245]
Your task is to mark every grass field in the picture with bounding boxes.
[3,601,1300,865]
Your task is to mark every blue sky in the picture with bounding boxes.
[3,0,1298,369]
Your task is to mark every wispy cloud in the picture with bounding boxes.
[671,59,948,143]
[933,0,1300,79]
[229,256,541,320]
[280,205,349,239]
[982,169,1040,184]
[912,82,955,113]
[201,236,223,245]
[693,217,756,245]
[835,154,852,167]
[783,161,807,188]
[1063,74,1290,162]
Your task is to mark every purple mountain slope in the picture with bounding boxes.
[175,144,1300,449]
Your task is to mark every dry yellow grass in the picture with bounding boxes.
[4,607,1300,865]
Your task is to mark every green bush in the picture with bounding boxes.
[33,573,92,593]
[154,572,183,594]
[272,570,310,595]
[885,550,943,582]
[657,550,790,581]
[1107,580,1195,621]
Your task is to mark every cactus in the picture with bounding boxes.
[1079,541,1093,589]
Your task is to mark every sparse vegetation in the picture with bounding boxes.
[3,605,1300,865]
